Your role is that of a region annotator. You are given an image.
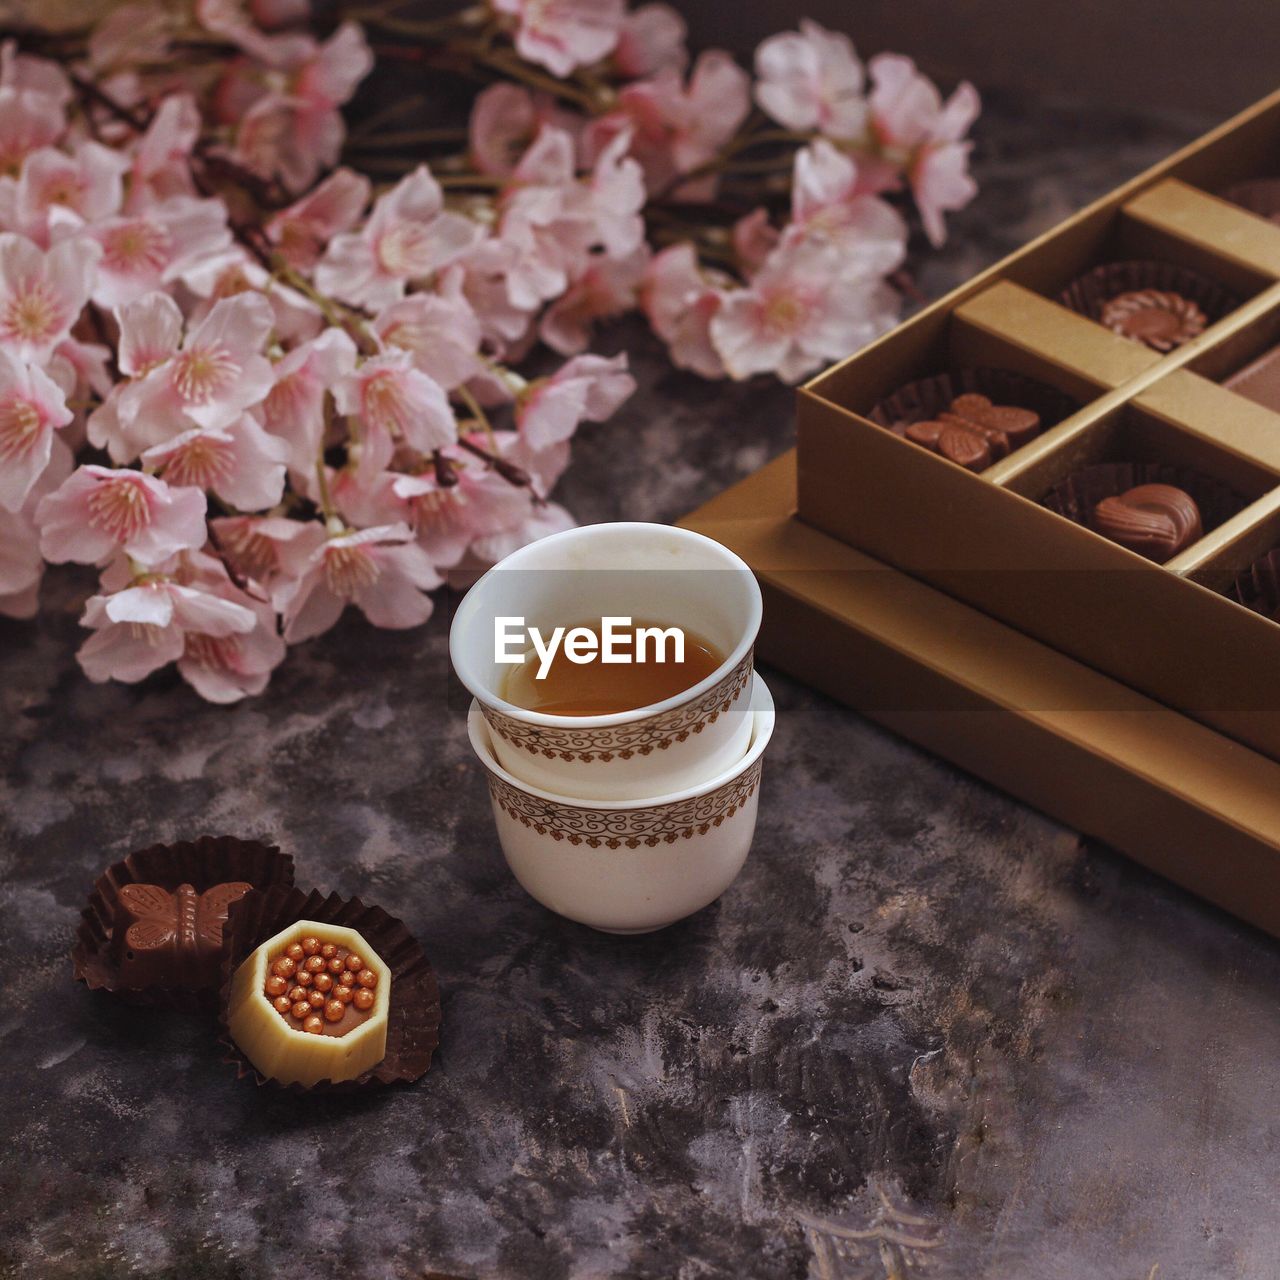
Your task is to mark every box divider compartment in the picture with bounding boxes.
[798,376,1280,758]
[1131,368,1280,473]
[952,282,1160,389]
[1121,179,1280,287]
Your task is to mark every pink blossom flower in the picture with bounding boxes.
[36,465,207,567]
[266,167,370,269]
[257,327,357,474]
[613,4,688,77]
[333,351,457,473]
[0,41,71,106]
[222,23,372,192]
[446,244,536,352]
[179,247,322,347]
[731,207,779,276]
[115,290,183,379]
[209,512,316,587]
[176,573,285,701]
[0,89,64,178]
[517,352,635,449]
[315,165,480,309]
[143,412,288,512]
[53,334,114,405]
[338,457,535,569]
[465,498,576,569]
[273,523,442,642]
[85,196,231,308]
[867,54,979,246]
[77,574,258,687]
[585,51,749,198]
[492,0,625,78]
[196,0,291,61]
[710,234,898,383]
[373,280,482,391]
[641,243,726,378]
[583,128,646,257]
[116,292,275,450]
[754,19,867,140]
[471,84,538,179]
[281,22,374,189]
[330,427,562,569]
[497,128,596,311]
[0,423,70,617]
[14,142,128,242]
[540,245,648,355]
[790,140,907,273]
[582,82,674,195]
[0,502,43,618]
[0,233,100,363]
[0,347,72,511]
[126,94,201,211]
[469,84,579,179]
[663,51,751,176]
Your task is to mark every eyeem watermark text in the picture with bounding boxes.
[495,617,685,680]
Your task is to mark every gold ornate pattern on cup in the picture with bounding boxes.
[483,757,763,848]
[481,650,754,762]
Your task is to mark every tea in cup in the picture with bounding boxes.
[449,523,762,801]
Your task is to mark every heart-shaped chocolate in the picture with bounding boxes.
[1092,483,1203,562]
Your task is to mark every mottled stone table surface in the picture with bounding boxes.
[6,92,1280,1280]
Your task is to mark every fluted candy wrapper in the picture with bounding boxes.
[73,835,294,1009]
[218,887,441,1092]
[1042,462,1244,559]
[868,366,1079,438]
[1234,547,1280,622]
[1058,259,1239,342]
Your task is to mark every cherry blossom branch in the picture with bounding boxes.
[0,4,977,705]
[457,437,533,492]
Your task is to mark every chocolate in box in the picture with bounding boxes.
[794,86,1280,764]
[683,88,1280,937]
[680,454,1280,939]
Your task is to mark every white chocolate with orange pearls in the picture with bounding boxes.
[227,921,391,1086]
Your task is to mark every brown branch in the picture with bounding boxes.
[457,436,530,489]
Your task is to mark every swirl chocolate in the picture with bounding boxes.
[1099,289,1206,352]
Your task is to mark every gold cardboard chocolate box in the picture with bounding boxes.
[684,88,1280,938]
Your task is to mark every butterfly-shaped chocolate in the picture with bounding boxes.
[113,881,252,989]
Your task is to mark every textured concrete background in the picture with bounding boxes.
[4,92,1280,1280]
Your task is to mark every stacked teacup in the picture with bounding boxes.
[451,522,774,934]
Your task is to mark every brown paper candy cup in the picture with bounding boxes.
[217,887,441,1092]
[1042,462,1245,554]
[1221,179,1280,223]
[1058,259,1240,330]
[868,366,1080,434]
[73,835,294,1009]
[1234,547,1280,621]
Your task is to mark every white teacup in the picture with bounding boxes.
[449,522,762,801]
[468,674,775,933]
